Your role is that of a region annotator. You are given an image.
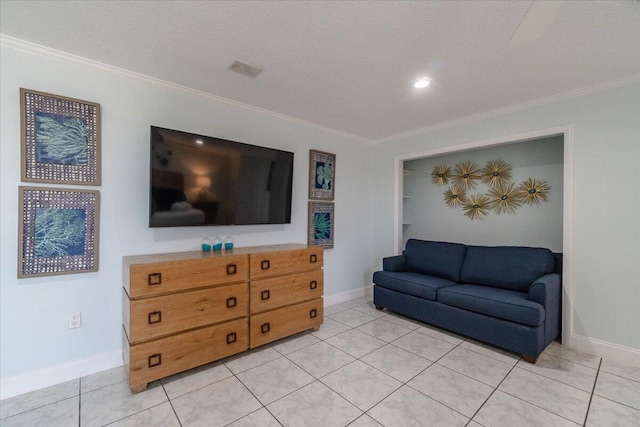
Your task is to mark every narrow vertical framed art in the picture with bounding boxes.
[18,186,100,278]
[308,201,334,249]
[20,88,101,185]
[309,149,335,201]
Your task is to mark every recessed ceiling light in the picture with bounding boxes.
[196,139,204,145]
[413,77,431,89]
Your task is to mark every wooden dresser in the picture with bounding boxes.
[122,244,323,392]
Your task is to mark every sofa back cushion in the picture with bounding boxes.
[404,239,467,282]
[460,246,555,291]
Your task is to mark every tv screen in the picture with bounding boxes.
[149,126,293,227]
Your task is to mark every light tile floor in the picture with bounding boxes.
[1,297,639,426]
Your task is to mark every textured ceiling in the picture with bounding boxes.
[1,1,639,142]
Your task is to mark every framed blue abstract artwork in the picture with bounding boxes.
[21,88,101,185]
[308,201,334,249]
[309,149,335,200]
[18,186,100,278]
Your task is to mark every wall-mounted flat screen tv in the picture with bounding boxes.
[150,126,293,227]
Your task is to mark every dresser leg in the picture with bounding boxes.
[312,325,320,332]
[130,383,148,394]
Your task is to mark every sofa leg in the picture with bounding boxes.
[522,354,538,364]
[374,304,384,310]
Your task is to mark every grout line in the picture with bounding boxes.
[161,380,183,427]
[466,358,520,423]
[345,414,375,426]
[398,341,487,421]
[314,321,401,418]
[223,346,281,376]
[295,329,361,377]
[496,387,587,425]
[17,301,633,426]
[159,360,285,427]
[222,406,285,427]
[0,396,82,425]
[592,394,640,412]
[355,323,415,343]
[77,378,81,427]
[597,368,640,385]
[582,358,601,426]
[262,405,286,427]
[482,355,597,426]
[357,342,432,381]
[357,331,469,421]
[515,354,598,394]
[228,367,271,424]
[513,358,598,396]
[101,402,170,426]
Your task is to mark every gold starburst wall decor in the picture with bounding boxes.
[431,164,451,186]
[487,181,521,215]
[481,159,512,188]
[462,193,490,220]
[516,178,550,206]
[453,161,480,190]
[443,185,467,208]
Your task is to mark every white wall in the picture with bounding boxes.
[370,79,640,360]
[0,41,372,395]
[402,136,564,251]
[1,37,638,398]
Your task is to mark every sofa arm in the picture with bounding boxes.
[529,273,562,345]
[528,273,561,306]
[383,255,406,272]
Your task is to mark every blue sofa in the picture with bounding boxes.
[373,239,562,362]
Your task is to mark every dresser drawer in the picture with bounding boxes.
[250,247,323,279]
[125,318,248,392]
[124,283,248,344]
[250,270,323,314]
[250,299,323,348]
[126,255,248,298]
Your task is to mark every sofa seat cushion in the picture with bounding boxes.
[437,285,544,326]
[404,239,467,282]
[460,246,555,292]
[373,271,458,301]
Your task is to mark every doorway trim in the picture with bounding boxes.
[393,125,574,346]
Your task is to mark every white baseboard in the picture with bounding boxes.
[324,285,370,307]
[0,350,123,400]
[3,321,635,400]
[570,334,640,366]
[2,286,373,400]
[364,283,374,299]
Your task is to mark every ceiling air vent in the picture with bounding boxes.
[228,60,263,78]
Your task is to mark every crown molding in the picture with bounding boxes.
[374,73,640,145]
[4,34,638,147]
[0,34,371,145]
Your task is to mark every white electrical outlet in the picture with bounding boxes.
[69,312,81,329]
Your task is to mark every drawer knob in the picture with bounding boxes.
[310,254,318,263]
[261,290,270,300]
[261,322,271,334]
[148,353,162,368]
[147,311,162,324]
[226,296,237,308]
[261,260,270,270]
[148,273,162,286]
[310,280,317,290]
[310,309,318,319]
[226,264,237,275]
[227,332,237,344]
